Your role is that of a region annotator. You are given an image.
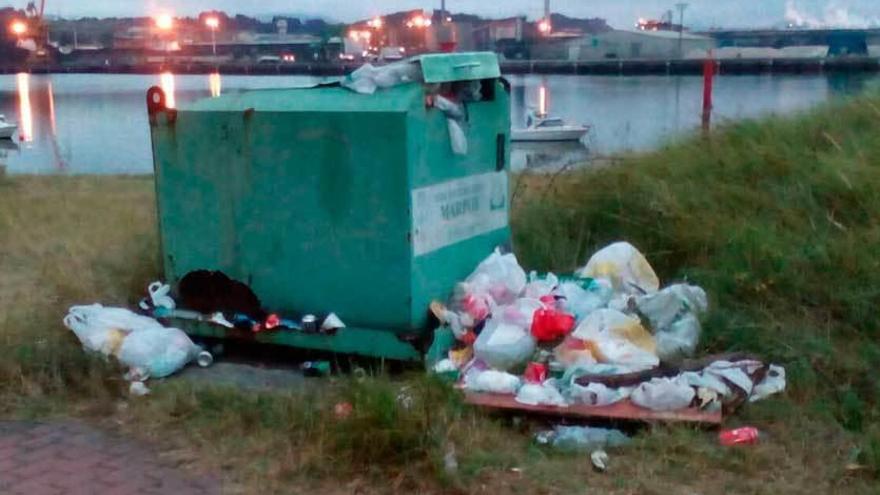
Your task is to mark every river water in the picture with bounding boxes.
[0,72,876,174]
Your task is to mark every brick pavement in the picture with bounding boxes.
[0,421,220,495]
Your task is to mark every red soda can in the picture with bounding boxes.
[523,362,548,384]
[718,427,760,446]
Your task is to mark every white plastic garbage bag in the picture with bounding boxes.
[558,279,613,320]
[463,369,521,394]
[524,272,559,300]
[434,95,469,155]
[577,242,660,295]
[117,327,200,379]
[462,248,528,307]
[63,305,199,381]
[750,364,786,402]
[568,382,631,407]
[631,377,695,411]
[571,309,658,367]
[516,380,568,407]
[636,284,708,361]
[341,62,422,95]
[63,304,164,355]
[473,317,536,371]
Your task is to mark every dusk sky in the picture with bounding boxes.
[32,0,880,29]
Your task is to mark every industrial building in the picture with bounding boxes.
[532,29,715,61]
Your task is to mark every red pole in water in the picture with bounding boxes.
[702,51,716,131]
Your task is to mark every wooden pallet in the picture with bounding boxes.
[464,392,723,425]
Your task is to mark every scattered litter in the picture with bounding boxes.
[463,369,521,394]
[334,401,353,420]
[129,381,150,397]
[636,284,707,361]
[631,377,696,411]
[300,361,331,377]
[443,444,459,474]
[116,326,201,379]
[433,359,458,374]
[590,449,609,472]
[431,241,787,427]
[515,380,568,407]
[750,364,786,402]
[147,281,176,310]
[718,426,760,446]
[341,61,422,95]
[537,425,630,452]
[196,350,214,368]
[474,317,535,371]
[64,304,200,380]
[576,241,660,295]
[321,313,346,332]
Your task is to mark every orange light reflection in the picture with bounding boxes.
[17,73,33,142]
[209,72,221,98]
[160,72,176,108]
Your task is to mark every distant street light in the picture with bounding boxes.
[10,20,27,36]
[205,16,219,56]
[155,14,174,31]
[538,19,552,35]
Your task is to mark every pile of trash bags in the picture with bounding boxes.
[63,304,207,394]
[431,242,786,413]
[62,271,348,394]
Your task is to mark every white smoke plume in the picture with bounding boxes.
[785,0,880,28]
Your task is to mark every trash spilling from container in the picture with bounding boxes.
[63,304,204,382]
[428,241,787,425]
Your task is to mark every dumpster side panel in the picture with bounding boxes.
[153,110,413,330]
[152,111,253,286]
[409,80,512,327]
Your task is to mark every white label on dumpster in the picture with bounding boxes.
[411,172,508,256]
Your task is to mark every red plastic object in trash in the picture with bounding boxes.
[523,362,548,384]
[719,427,759,446]
[461,294,490,321]
[531,308,575,341]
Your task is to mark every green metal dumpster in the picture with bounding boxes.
[146,52,511,361]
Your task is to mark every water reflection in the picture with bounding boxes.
[511,141,591,172]
[160,72,176,108]
[511,79,592,173]
[209,72,222,98]
[0,139,19,160]
[0,72,875,175]
[17,73,32,142]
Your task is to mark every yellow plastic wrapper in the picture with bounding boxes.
[577,242,660,294]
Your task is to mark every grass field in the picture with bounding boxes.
[1,92,879,493]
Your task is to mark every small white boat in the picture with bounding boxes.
[0,115,17,140]
[512,113,589,142]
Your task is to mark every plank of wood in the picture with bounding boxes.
[464,392,723,425]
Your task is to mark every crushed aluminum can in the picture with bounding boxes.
[301,314,317,333]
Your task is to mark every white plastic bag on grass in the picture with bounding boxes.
[750,364,786,402]
[636,284,708,361]
[631,377,695,411]
[577,242,660,295]
[568,382,631,407]
[64,304,164,355]
[464,369,521,394]
[516,380,568,407]
[117,327,200,379]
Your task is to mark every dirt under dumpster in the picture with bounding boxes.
[146,52,511,361]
